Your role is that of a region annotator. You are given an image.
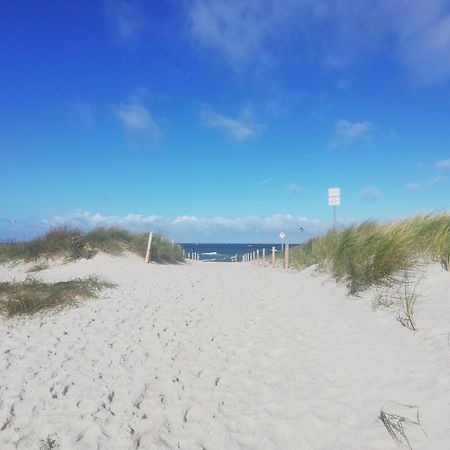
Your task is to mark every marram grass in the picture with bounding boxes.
[290,213,450,293]
[0,226,184,264]
[0,276,114,317]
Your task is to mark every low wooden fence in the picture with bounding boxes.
[242,244,290,269]
[185,251,200,261]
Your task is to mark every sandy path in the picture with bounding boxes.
[1,254,449,449]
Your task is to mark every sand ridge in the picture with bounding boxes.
[1,253,449,449]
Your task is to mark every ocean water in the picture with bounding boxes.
[180,243,295,262]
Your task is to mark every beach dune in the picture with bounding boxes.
[1,253,449,449]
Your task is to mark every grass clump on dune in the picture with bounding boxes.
[0,276,114,317]
[0,227,184,264]
[290,213,450,294]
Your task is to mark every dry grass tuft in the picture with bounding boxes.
[379,404,425,450]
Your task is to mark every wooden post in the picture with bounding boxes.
[256,249,260,261]
[272,246,275,267]
[145,232,153,263]
[284,243,289,269]
[253,251,256,261]
[262,248,266,266]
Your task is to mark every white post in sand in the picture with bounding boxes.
[145,232,153,263]
[253,251,256,261]
[256,249,260,261]
[272,246,276,267]
[284,243,289,269]
[262,248,266,266]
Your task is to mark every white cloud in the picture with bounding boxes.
[405,182,421,192]
[288,183,303,193]
[43,211,162,229]
[429,175,449,185]
[173,215,199,224]
[435,158,450,169]
[360,186,380,202]
[332,119,373,146]
[187,1,282,68]
[42,211,327,243]
[103,0,147,45]
[186,0,450,82]
[200,104,261,141]
[398,9,450,82]
[114,99,161,144]
[168,213,326,241]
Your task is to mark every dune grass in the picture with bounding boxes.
[379,405,425,450]
[0,276,114,317]
[289,213,450,294]
[0,227,184,264]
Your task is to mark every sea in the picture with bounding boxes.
[179,243,299,262]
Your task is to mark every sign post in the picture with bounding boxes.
[328,188,341,229]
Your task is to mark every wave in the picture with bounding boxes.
[201,252,218,255]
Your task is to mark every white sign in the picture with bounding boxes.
[328,196,341,206]
[328,187,341,206]
[328,187,340,198]
[279,232,286,240]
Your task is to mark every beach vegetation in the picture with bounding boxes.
[289,213,450,294]
[379,404,425,450]
[397,276,420,331]
[0,276,114,317]
[0,227,184,264]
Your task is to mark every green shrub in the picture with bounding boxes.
[289,213,450,293]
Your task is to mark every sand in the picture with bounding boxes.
[1,253,449,449]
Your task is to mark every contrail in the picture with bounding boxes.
[254,178,274,187]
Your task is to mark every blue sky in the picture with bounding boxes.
[1,0,450,243]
